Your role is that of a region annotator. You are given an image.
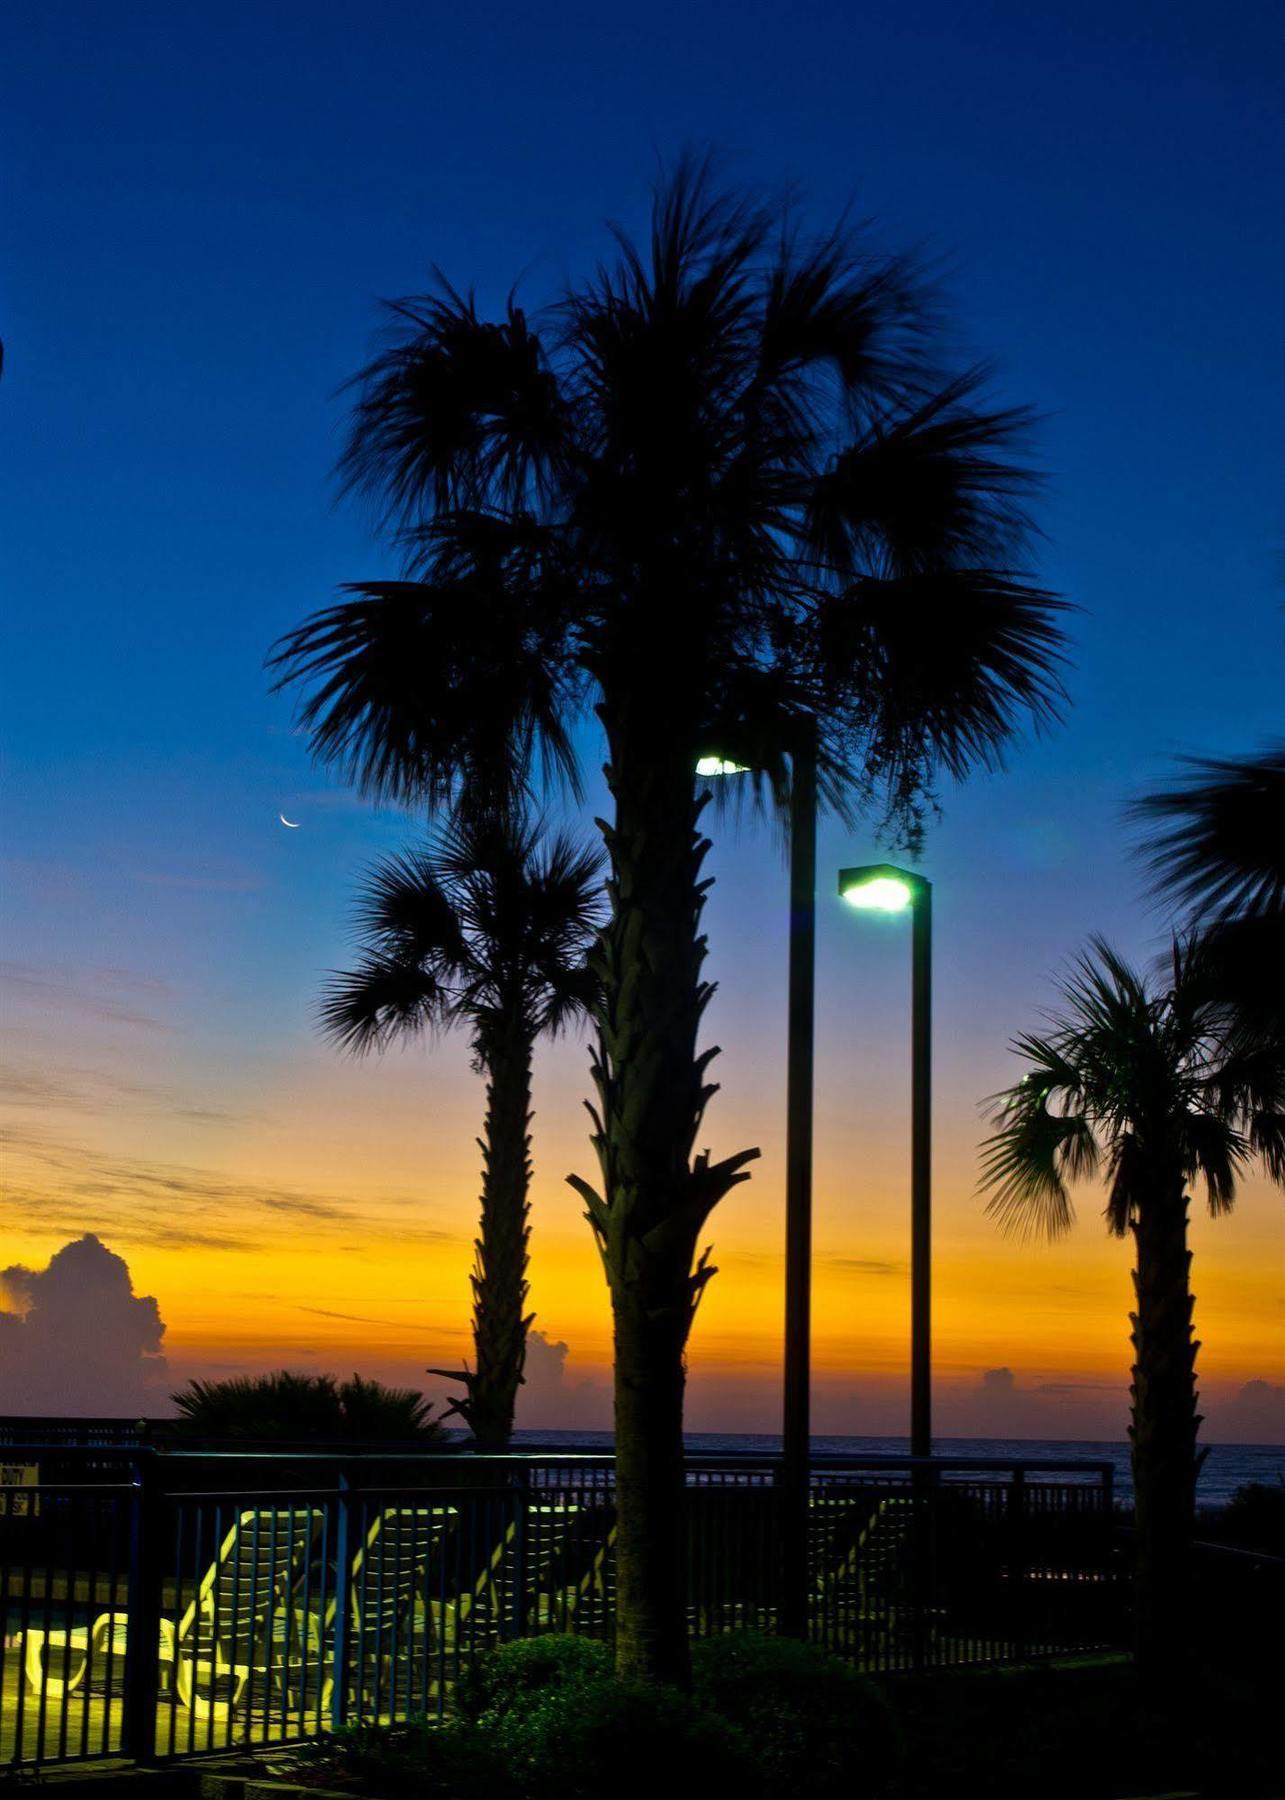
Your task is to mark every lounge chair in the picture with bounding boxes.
[22,1505,323,1718]
[300,1504,459,1717]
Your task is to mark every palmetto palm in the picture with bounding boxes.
[1135,746,1285,1045]
[273,162,1067,1679]
[321,812,602,1450]
[171,1371,443,1441]
[981,938,1285,1685]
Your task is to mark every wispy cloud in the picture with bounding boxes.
[1,1125,451,1256]
[0,962,171,1030]
[0,1061,259,1126]
[299,1305,437,1329]
[824,1256,905,1277]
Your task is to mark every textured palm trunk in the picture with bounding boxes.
[465,1019,535,1451]
[1129,1184,1200,1694]
[569,708,758,1685]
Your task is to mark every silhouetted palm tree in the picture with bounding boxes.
[981,938,1285,1689]
[171,1370,442,1441]
[321,811,602,1450]
[273,160,1067,1680]
[1135,746,1285,1045]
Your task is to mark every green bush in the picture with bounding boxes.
[692,1631,900,1799]
[455,1630,612,1721]
[303,1632,900,1800]
[301,1717,515,1800]
[1216,1479,1285,1556]
[486,1668,757,1800]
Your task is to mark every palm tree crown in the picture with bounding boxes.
[981,936,1285,1240]
[321,811,601,1066]
[272,160,1067,827]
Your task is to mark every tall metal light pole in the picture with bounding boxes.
[698,721,817,1635]
[837,864,933,1459]
[781,720,817,1635]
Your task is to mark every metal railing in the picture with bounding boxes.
[1,1447,1121,1770]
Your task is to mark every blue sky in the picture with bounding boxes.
[2,0,1283,1431]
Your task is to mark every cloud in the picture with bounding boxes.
[0,1235,170,1416]
[1208,1379,1285,1442]
[981,1366,1015,1395]
[0,962,170,1031]
[514,1330,611,1430]
[1,1125,450,1255]
[825,1257,905,1277]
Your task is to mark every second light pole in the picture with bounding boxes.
[838,863,933,1459]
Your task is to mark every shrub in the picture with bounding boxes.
[486,1669,757,1800]
[1216,1479,1285,1557]
[301,1717,515,1800]
[454,1631,612,1721]
[692,1631,900,1800]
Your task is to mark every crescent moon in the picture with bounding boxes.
[279,813,301,829]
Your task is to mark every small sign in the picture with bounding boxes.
[0,1462,39,1517]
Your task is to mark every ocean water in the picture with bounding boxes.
[509,1430,1284,1509]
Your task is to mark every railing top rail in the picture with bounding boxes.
[4,1443,1115,1481]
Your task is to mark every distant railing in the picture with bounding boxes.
[1,1446,1122,1770]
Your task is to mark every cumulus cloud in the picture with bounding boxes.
[515,1330,610,1431]
[1207,1379,1285,1442]
[0,1234,170,1416]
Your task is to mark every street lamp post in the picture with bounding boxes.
[838,864,933,1460]
[698,722,817,1636]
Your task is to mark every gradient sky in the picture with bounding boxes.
[2,0,1283,1441]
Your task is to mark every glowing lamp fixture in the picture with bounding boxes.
[842,873,913,912]
[696,755,751,777]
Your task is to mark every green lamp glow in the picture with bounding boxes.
[843,874,912,912]
[696,755,751,777]
[838,863,926,912]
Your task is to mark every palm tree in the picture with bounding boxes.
[272,161,1067,1681]
[980,938,1285,1689]
[321,810,602,1450]
[171,1370,442,1441]
[1135,746,1285,1045]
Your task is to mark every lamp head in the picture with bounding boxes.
[838,863,928,912]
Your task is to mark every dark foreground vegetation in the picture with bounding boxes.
[291,1630,1283,1800]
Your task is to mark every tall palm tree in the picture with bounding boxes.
[980,938,1285,1689]
[273,161,1067,1681]
[321,811,602,1450]
[1135,746,1285,1044]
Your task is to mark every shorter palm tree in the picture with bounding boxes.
[980,937,1285,1688]
[171,1371,441,1441]
[322,812,602,1450]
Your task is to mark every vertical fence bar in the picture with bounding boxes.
[1010,1468,1028,1662]
[330,1473,352,1732]
[122,1458,162,1766]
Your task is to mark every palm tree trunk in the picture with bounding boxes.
[467,1019,535,1451]
[1129,1185,1201,1694]
[569,711,758,1685]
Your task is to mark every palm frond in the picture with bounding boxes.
[1134,744,1285,921]
[812,570,1068,787]
[319,954,453,1054]
[268,575,581,807]
[980,1063,1095,1240]
[339,283,569,525]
